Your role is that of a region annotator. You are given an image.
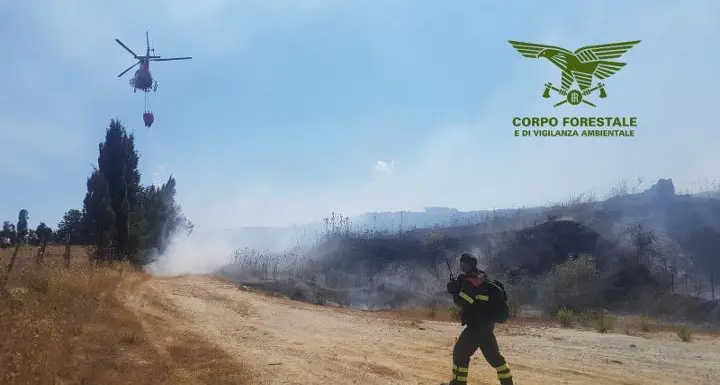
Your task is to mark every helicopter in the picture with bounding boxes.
[115,31,191,93]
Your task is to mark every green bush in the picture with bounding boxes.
[448,307,461,322]
[556,307,575,327]
[537,254,599,315]
[576,310,595,327]
[639,316,652,332]
[508,302,520,319]
[596,314,616,333]
[676,325,693,342]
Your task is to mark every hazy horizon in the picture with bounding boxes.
[2,1,719,233]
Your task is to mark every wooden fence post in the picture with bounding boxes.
[3,240,24,282]
[63,233,72,268]
[35,239,48,268]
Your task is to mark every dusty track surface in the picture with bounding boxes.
[124,275,720,385]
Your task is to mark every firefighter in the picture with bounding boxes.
[443,253,513,385]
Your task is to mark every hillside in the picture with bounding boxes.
[220,179,720,324]
[215,207,532,252]
[222,179,720,260]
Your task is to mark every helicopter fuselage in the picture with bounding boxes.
[131,61,154,92]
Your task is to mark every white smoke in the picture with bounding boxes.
[145,229,236,276]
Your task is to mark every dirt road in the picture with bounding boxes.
[124,275,720,385]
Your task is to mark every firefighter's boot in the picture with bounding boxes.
[495,363,513,384]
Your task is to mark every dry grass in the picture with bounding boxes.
[595,313,616,333]
[0,246,252,385]
[676,325,694,342]
[556,307,574,327]
[607,314,720,340]
[371,305,461,323]
[375,301,720,342]
[639,315,653,331]
[147,275,720,384]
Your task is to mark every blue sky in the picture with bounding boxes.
[1,0,719,231]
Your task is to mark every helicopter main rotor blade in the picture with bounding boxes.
[151,57,192,61]
[117,61,140,77]
[115,39,138,58]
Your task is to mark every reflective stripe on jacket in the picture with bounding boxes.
[452,272,493,325]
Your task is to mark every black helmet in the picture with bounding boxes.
[459,253,478,268]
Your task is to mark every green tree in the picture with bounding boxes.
[96,119,141,257]
[1,221,15,244]
[129,176,193,264]
[56,209,83,244]
[630,222,656,265]
[80,118,191,265]
[16,209,29,242]
[155,176,193,246]
[83,169,117,261]
[35,222,53,245]
[27,229,39,246]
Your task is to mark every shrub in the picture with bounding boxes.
[311,285,327,305]
[676,325,693,342]
[576,309,595,327]
[639,316,652,332]
[504,275,535,320]
[596,314,616,333]
[448,307,461,322]
[508,302,520,319]
[505,275,537,306]
[537,254,599,314]
[556,307,575,327]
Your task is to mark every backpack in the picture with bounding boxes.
[485,278,510,323]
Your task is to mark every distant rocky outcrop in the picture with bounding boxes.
[643,178,675,199]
